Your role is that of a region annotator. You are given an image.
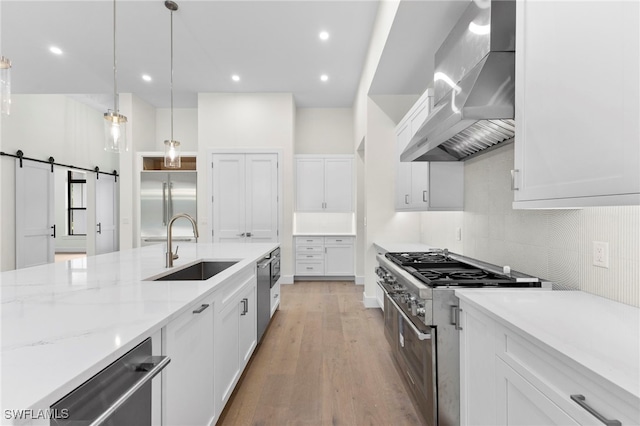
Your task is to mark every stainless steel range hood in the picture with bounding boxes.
[401,0,516,162]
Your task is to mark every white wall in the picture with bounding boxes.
[459,143,640,307]
[0,94,117,270]
[198,93,295,279]
[295,108,353,154]
[155,108,198,152]
[363,98,421,303]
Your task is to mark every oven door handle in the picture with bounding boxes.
[379,283,431,341]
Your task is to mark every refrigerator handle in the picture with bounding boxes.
[162,182,168,226]
[168,181,174,219]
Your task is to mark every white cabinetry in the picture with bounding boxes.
[295,156,353,212]
[270,279,280,317]
[513,0,640,208]
[212,153,279,242]
[213,264,257,419]
[460,299,640,426]
[294,236,354,277]
[395,90,464,211]
[163,296,215,426]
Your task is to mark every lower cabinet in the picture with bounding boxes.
[161,263,258,426]
[163,296,215,426]
[213,264,257,419]
[270,279,280,317]
[295,236,354,277]
[460,301,640,426]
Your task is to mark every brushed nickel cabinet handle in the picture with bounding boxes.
[192,304,209,314]
[511,169,520,191]
[423,190,428,202]
[405,194,410,204]
[570,395,620,426]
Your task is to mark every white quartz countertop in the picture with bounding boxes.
[455,289,640,399]
[0,242,277,417]
[373,241,437,253]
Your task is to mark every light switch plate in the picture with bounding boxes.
[593,241,609,268]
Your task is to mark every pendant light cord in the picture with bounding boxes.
[170,6,174,141]
[113,0,118,113]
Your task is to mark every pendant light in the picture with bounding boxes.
[104,0,128,152]
[164,0,181,169]
[0,56,11,115]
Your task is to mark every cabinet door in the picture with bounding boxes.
[245,154,278,243]
[212,154,246,242]
[514,0,640,207]
[324,158,353,211]
[295,158,325,211]
[164,299,215,426]
[239,282,257,367]
[460,304,497,426]
[396,123,413,209]
[496,358,579,426]
[270,280,280,317]
[410,163,430,209]
[428,163,464,210]
[324,245,354,275]
[215,295,241,409]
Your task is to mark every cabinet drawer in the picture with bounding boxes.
[296,253,323,261]
[498,328,639,425]
[295,237,323,245]
[295,261,324,275]
[296,245,323,254]
[324,236,354,245]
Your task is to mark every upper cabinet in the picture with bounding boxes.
[295,155,354,212]
[513,0,640,208]
[396,90,464,211]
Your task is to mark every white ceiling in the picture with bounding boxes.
[1,0,469,110]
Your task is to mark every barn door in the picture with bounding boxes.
[15,159,55,268]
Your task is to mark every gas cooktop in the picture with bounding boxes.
[385,251,539,288]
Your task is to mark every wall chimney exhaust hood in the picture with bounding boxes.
[401,0,516,162]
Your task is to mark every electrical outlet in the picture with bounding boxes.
[455,227,462,241]
[593,241,609,268]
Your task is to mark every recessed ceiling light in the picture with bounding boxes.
[49,46,63,55]
[231,74,240,82]
[142,74,152,82]
[319,31,330,41]
[320,74,329,82]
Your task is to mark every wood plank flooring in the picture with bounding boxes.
[217,281,422,426]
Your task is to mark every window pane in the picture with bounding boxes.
[70,183,87,208]
[71,210,87,235]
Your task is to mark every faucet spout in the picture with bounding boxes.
[166,213,199,267]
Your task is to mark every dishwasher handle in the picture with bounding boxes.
[88,356,171,426]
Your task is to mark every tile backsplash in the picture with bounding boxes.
[462,144,639,307]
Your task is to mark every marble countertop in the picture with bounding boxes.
[455,289,640,399]
[373,241,438,253]
[0,242,277,417]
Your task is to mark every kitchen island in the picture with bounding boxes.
[1,242,277,424]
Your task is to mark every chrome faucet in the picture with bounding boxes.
[166,213,199,267]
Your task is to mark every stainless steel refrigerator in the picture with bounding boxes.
[140,171,197,246]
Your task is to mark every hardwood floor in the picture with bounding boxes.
[217,281,423,426]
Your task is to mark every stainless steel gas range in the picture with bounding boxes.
[376,249,552,426]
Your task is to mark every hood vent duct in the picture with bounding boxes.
[401,0,516,162]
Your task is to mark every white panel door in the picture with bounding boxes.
[15,160,55,269]
[95,174,118,255]
[212,154,246,243]
[245,154,278,243]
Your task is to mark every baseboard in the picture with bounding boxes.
[279,275,294,285]
[293,275,355,282]
[362,293,380,309]
[355,275,364,285]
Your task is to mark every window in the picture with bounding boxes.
[68,171,87,235]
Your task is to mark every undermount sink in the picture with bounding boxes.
[153,261,238,281]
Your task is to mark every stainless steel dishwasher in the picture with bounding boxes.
[50,337,169,426]
[257,248,280,343]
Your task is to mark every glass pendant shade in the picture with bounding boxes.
[104,111,128,152]
[1,56,11,116]
[164,140,181,168]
